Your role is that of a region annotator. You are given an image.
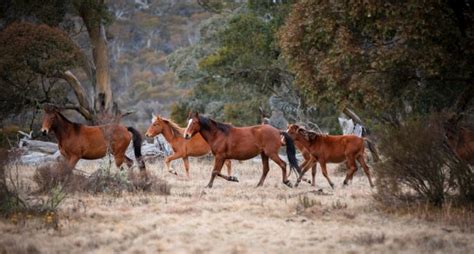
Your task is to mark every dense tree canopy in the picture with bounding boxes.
[279,0,473,124]
[0,22,80,118]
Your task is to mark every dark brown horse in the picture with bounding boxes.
[446,126,474,165]
[183,112,300,188]
[286,124,374,188]
[145,114,232,178]
[40,105,145,173]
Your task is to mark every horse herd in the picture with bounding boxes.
[40,105,375,189]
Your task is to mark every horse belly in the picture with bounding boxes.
[81,140,107,160]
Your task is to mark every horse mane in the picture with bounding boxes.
[56,111,82,133]
[161,118,184,137]
[199,116,232,134]
[297,125,323,142]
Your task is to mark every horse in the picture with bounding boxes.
[145,114,232,178]
[40,104,145,174]
[286,124,374,188]
[183,112,300,188]
[445,126,474,165]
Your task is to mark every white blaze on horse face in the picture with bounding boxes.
[184,119,193,138]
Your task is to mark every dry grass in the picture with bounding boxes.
[0,159,473,253]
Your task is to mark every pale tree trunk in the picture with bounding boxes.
[79,0,113,116]
[89,22,113,113]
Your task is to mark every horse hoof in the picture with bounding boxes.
[228,176,239,182]
[284,181,293,188]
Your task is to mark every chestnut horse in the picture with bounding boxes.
[40,105,145,173]
[445,126,474,165]
[286,124,374,188]
[184,112,300,188]
[145,114,232,178]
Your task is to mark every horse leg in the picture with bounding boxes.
[311,162,317,187]
[295,160,311,187]
[206,157,225,188]
[65,156,80,174]
[343,157,357,186]
[114,154,125,170]
[183,157,190,179]
[165,153,182,175]
[320,162,334,189]
[357,155,374,188]
[224,160,232,176]
[124,156,133,168]
[268,153,292,188]
[257,153,270,187]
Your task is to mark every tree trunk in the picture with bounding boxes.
[79,0,113,116]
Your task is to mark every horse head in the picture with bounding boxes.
[41,104,60,135]
[286,124,318,142]
[184,112,200,140]
[145,114,164,137]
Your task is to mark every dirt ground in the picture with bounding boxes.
[1,159,473,254]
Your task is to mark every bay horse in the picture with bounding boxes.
[40,105,145,173]
[145,114,232,178]
[286,124,374,188]
[183,112,300,188]
[446,126,474,165]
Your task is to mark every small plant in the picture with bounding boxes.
[331,200,348,210]
[296,195,322,215]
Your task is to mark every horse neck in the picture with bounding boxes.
[51,115,76,143]
[160,122,181,143]
[198,124,219,145]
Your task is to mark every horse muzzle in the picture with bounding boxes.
[40,128,48,135]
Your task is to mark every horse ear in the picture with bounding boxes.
[43,103,59,113]
[151,114,157,123]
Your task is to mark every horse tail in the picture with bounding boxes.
[127,127,146,170]
[363,137,380,162]
[280,132,301,175]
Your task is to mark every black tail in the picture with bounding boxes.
[127,127,145,170]
[280,132,301,175]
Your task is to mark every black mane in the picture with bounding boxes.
[56,111,82,133]
[199,116,232,135]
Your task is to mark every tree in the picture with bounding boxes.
[0,22,79,119]
[169,1,339,130]
[279,0,473,124]
[0,0,116,123]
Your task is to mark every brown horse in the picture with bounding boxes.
[446,126,474,165]
[183,112,300,188]
[40,105,145,173]
[286,124,374,188]
[145,114,232,178]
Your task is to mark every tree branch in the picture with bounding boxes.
[60,70,93,121]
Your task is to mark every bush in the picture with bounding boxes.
[0,151,66,226]
[374,116,473,206]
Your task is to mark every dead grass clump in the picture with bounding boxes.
[33,162,88,193]
[128,171,171,195]
[379,202,474,233]
[353,232,386,246]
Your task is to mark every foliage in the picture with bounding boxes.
[0,22,80,118]
[374,115,473,206]
[279,1,473,124]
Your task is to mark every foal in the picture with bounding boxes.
[145,114,232,178]
[184,112,300,188]
[286,124,374,188]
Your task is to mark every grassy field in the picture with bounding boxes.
[0,158,473,253]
